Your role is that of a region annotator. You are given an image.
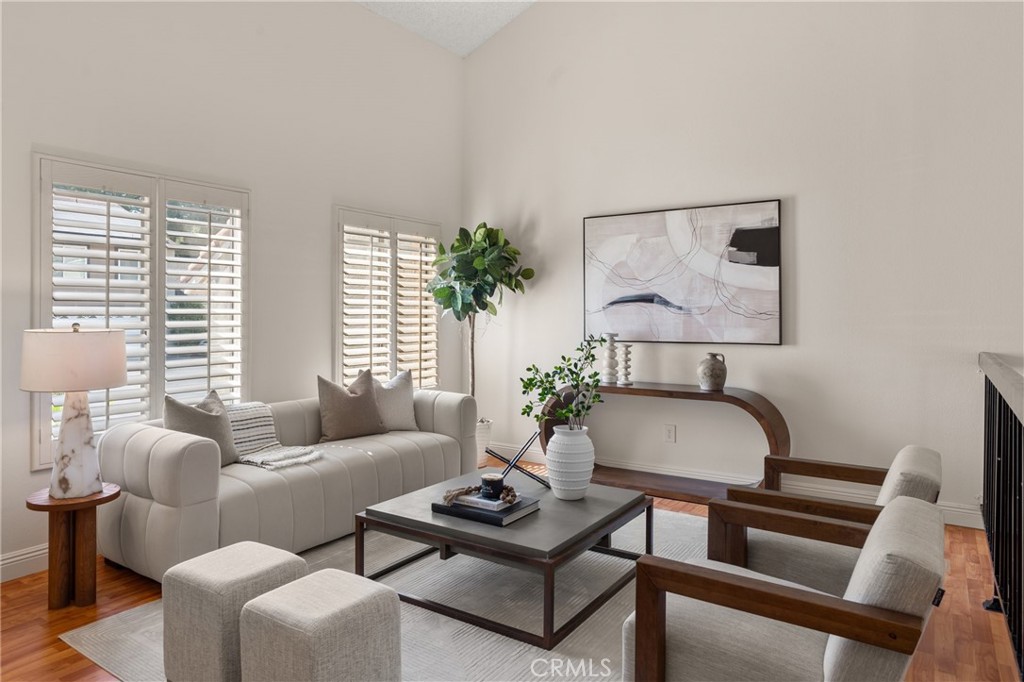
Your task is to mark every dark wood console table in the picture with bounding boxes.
[540,382,791,504]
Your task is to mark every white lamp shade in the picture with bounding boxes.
[21,328,128,392]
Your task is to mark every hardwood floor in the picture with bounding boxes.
[0,465,1018,681]
[1,558,161,681]
[906,525,1020,682]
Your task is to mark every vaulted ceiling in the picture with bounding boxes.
[356,2,534,57]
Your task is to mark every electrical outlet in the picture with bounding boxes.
[664,424,676,443]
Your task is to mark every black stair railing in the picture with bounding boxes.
[980,352,1023,674]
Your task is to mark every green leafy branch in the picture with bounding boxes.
[520,336,607,430]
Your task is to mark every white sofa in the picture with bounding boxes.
[97,390,477,582]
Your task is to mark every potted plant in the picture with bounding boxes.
[520,335,606,499]
[428,222,534,465]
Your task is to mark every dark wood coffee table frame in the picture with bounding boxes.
[355,495,653,650]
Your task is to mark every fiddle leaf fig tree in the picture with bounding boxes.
[427,222,534,396]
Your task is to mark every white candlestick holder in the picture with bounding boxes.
[617,344,633,385]
[601,333,619,384]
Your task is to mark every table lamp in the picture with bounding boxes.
[21,324,127,499]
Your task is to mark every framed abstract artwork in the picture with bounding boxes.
[584,199,781,345]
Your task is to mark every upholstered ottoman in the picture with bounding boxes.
[240,568,401,682]
[163,541,307,682]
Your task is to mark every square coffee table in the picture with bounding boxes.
[355,469,653,649]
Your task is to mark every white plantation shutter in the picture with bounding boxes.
[32,156,248,469]
[337,208,439,388]
[163,181,247,405]
[340,224,394,384]
[41,161,155,452]
[395,232,438,387]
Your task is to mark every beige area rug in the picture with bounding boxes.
[61,509,708,682]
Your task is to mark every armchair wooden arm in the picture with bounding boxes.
[707,499,872,567]
[634,555,924,682]
[726,487,884,525]
[764,454,889,491]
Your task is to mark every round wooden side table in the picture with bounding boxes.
[26,482,121,609]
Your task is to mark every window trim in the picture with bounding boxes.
[30,152,251,471]
[333,204,440,388]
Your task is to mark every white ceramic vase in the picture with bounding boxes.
[545,425,595,500]
[697,352,727,391]
[475,418,493,467]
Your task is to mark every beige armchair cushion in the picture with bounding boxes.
[746,529,861,596]
[823,496,945,681]
[875,445,942,505]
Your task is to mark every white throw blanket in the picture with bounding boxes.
[227,402,321,470]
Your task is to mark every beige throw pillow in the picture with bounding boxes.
[318,372,387,443]
[373,370,419,431]
[164,390,238,466]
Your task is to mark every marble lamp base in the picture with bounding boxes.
[50,391,104,499]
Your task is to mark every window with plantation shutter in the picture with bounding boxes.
[163,182,246,406]
[395,232,438,387]
[32,156,249,470]
[339,224,394,383]
[45,166,154,445]
[336,208,439,388]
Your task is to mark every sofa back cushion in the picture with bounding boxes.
[318,373,386,443]
[875,445,942,506]
[268,398,322,446]
[822,496,945,681]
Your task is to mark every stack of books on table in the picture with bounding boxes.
[431,493,540,527]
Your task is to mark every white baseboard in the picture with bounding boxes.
[488,441,984,529]
[595,456,761,487]
[1,543,48,582]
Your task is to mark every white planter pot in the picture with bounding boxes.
[545,425,595,500]
[476,419,493,467]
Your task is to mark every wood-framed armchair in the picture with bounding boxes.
[623,496,945,682]
[702,445,941,595]
[760,444,941,510]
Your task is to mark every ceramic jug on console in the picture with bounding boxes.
[697,353,727,391]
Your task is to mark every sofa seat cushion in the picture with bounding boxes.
[218,432,461,553]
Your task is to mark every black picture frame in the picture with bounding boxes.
[583,199,781,345]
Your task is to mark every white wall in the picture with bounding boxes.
[464,2,1023,526]
[3,2,1020,581]
[1,2,464,578]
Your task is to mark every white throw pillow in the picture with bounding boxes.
[373,370,418,431]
